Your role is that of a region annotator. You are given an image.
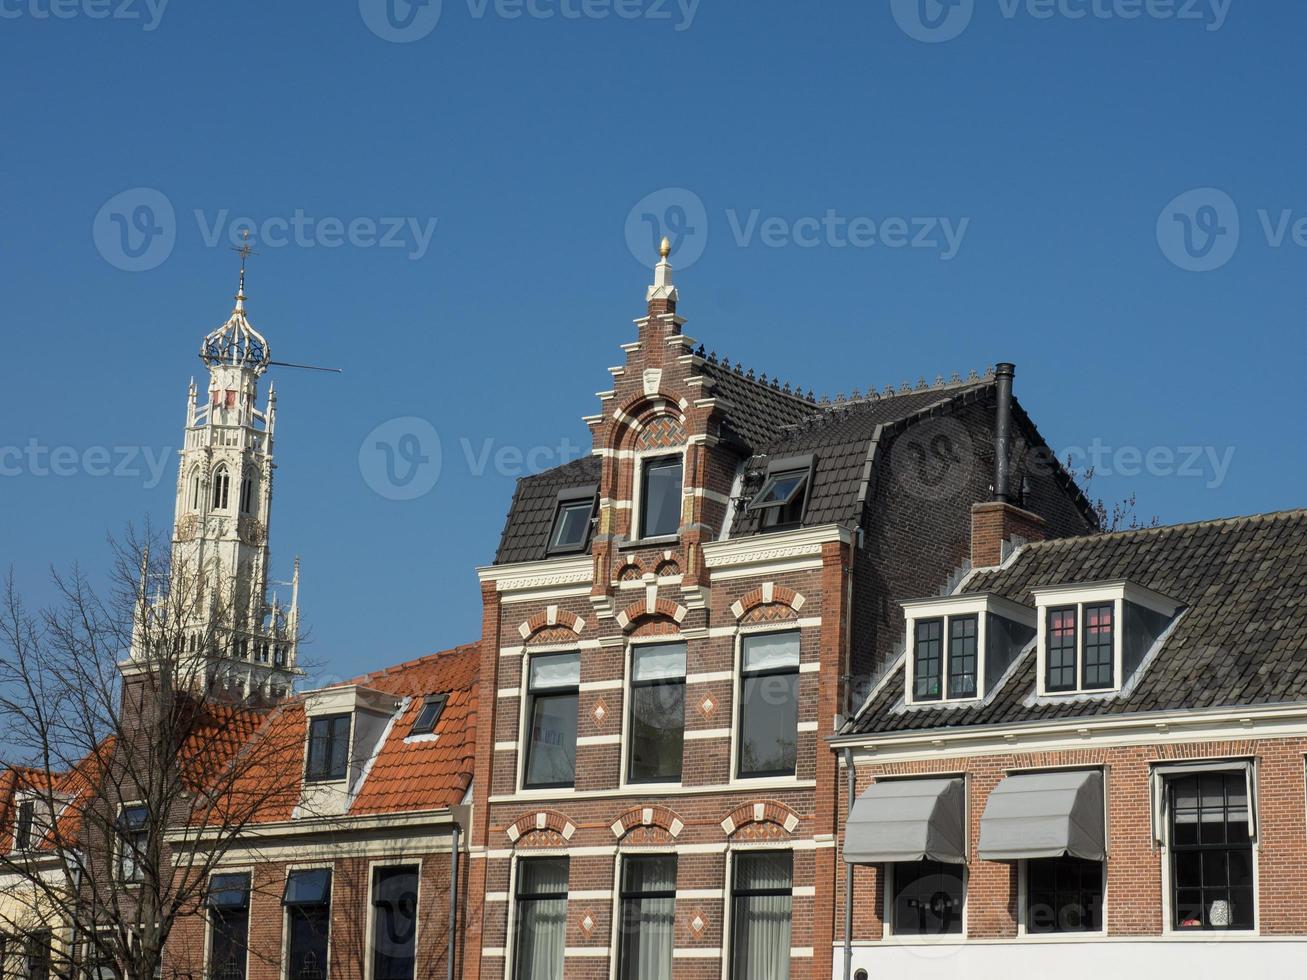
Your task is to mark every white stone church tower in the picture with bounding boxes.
[130,264,300,703]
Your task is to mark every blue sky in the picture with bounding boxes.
[2,0,1303,683]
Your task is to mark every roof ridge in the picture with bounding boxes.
[696,350,818,405]
[814,369,994,411]
[1022,507,1307,549]
[343,642,481,690]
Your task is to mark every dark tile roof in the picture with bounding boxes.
[696,359,819,451]
[493,455,602,565]
[846,509,1307,736]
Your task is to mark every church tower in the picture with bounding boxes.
[130,256,300,703]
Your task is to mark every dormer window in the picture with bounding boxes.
[1033,581,1181,697]
[410,693,448,736]
[14,799,35,851]
[637,454,683,540]
[748,455,814,531]
[305,714,351,782]
[546,486,596,556]
[903,594,1036,705]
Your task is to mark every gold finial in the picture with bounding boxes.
[659,236,671,259]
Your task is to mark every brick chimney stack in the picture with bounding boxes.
[971,362,1047,567]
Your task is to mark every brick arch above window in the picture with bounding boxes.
[610,804,686,842]
[633,414,687,452]
[505,809,578,846]
[517,606,587,642]
[616,597,688,632]
[730,582,806,622]
[720,801,802,840]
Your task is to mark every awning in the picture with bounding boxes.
[843,777,966,865]
[978,769,1105,862]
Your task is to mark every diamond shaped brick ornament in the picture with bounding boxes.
[579,911,596,936]
[689,911,707,936]
[699,694,716,719]
[592,700,608,726]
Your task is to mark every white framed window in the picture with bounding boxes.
[624,640,687,786]
[735,630,801,780]
[370,865,419,980]
[1019,856,1106,935]
[632,451,684,543]
[615,854,676,980]
[885,861,966,937]
[283,867,332,980]
[510,856,568,980]
[725,849,792,980]
[1032,581,1181,697]
[116,802,149,884]
[521,651,580,790]
[901,594,1035,706]
[207,872,251,980]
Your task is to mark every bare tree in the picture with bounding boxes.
[1063,460,1161,532]
[0,529,305,980]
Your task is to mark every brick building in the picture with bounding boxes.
[831,506,1307,979]
[460,241,1095,980]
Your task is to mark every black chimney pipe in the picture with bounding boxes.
[994,362,1015,503]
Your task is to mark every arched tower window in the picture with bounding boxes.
[190,469,202,510]
[239,472,254,514]
[212,465,231,510]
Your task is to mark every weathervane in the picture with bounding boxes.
[232,229,258,300]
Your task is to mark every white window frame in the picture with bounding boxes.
[719,843,796,980]
[115,801,149,886]
[516,648,582,793]
[1032,581,1181,697]
[363,858,423,980]
[281,863,334,980]
[504,850,569,980]
[204,866,254,980]
[902,594,1035,706]
[619,637,689,791]
[608,850,678,980]
[630,447,686,546]
[730,625,804,783]
[1152,760,1260,937]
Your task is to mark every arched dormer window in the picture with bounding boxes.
[239,472,254,514]
[212,465,231,510]
[190,469,203,510]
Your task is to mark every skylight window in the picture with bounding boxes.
[410,693,448,736]
[748,455,814,531]
[546,486,596,555]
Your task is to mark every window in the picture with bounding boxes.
[738,632,800,779]
[1026,857,1103,933]
[305,714,351,782]
[748,458,812,531]
[191,470,202,510]
[617,855,676,980]
[1045,608,1078,692]
[1081,604,1114,689]
[912,619,943,701]
[1168,772,1253,930]
[15,799,35,850]
[239,474,253,514]
[410,694,447,736]
[372,867,418,980]
[212,465,231,510]
[23,932,50,980]
[118,805,149,883]
[208,873,251,980]
[638,455,682,540]
[284,869,332,980]
[891,861,964,935]
[523,653,579,789]
[513,858,567,980]
[1046,603,1116,693]
[627,643,686,784]
[546,489,595,555]
[730,852,792,980]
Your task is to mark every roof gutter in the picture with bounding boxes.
[166,806,459,845]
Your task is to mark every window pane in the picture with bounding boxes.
[742,632,800,673]
[515,859,568,980]
[529,652,580,690]
[525,693,578,788]
[209,874,251,909]
[1046,608,1078,692]
[411,694,447,735]
[913,619,943,701]
[550,500,593,551]
[628,680,685,783]
[755,472,806,507]
[1168,772,1255,931]
[632,644,687,682]
[1082,603,1114,689]
[892,861,964,935]
[739,672,799,778]
[307,715,350,781]
[618,857,676,980]
[947,616,977,699]
[731,853,792,980]
[1026,857,1102,933]
[210,905,250,980]
[372,868,418,980]
[287,907,330,980]
[284,869,332,907]
[640,457,683,539]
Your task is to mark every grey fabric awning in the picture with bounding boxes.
[978,769,1105,862]
[843,777,966,865]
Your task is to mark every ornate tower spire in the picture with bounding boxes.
[133,248,300,704]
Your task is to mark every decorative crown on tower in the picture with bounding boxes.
[200,232,271,375]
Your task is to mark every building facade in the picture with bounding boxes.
[462,243,1095,980]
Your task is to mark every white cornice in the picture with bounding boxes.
[901,592,1036,627]
[702,523,854,571]
[477,555,593,594]
[166,807,457,846]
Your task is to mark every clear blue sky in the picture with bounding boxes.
[3,0,1303,684]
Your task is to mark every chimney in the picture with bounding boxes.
[971,361,1046,567]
